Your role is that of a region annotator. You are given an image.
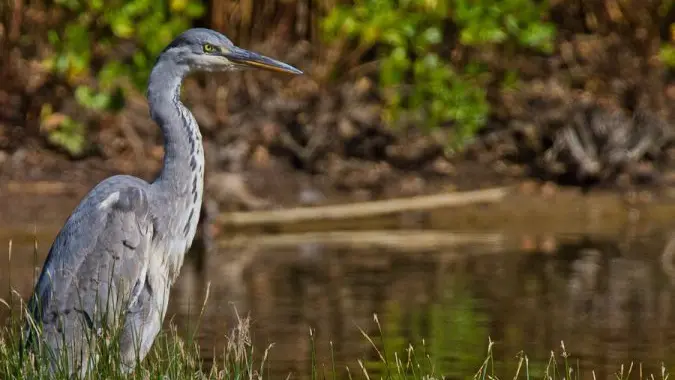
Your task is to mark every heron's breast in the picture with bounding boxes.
[151,235,190,283]
[154,196,202,281]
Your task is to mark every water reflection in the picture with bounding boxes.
[3,228,675,379]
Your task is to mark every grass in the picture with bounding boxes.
[0,302,672,380]
[0,285,272,380]
[1,233,273,380]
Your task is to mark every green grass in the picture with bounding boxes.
[0,296,270,380]
[0,305,672,380]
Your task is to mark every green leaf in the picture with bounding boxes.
[382,29,405,46]
[75,85,112,111]
[55,55,70,74]
[343,16,359,35]
[111,19,134,38]
[98,61,126,90]
[362,25,381,44]
[185,2,205,18]
[660,44,675,67]
[87,0,104,11]
[421,27,442,45]
[481,26,508,44]
[47,117,87,157]
[520,22,556,52]
[47,30,60,46]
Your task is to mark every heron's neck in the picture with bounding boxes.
[147,58,205,205]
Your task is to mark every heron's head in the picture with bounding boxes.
[161,28,302,75]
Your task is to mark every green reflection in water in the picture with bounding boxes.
[363,274,490,379]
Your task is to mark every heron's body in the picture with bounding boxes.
[24,28,301,377]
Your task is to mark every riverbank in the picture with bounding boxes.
[4,174,675,244]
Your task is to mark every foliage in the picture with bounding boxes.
[40,0,204,155]
[45,0,204,104]
[660,22,675,68]
[39,104,87,157]
[452,0,555,51]
[0,277,267,380]
[662,44,675,68]
[0,314,266,379]
[322,0,556,148]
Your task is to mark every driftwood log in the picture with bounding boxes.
[216,186,510,228]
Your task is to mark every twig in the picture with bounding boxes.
[562,126,600,175]
[278,125,326,164]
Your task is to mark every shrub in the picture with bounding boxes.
[40,0,204,155]
[322,0,556,148]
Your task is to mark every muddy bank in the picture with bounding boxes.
[4,176,675,245]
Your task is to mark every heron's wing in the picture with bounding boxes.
[26,185,155,356]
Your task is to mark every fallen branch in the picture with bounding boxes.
[216,186,510,227]
[219,230,506,252]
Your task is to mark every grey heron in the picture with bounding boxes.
[23,28,302,377]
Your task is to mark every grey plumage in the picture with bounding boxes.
[24,28,302,377]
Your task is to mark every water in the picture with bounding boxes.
[4,225,675,379]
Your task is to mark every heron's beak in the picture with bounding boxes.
[224,46,303,75]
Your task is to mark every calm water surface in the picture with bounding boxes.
[3,226,675,379]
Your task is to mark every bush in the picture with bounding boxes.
[322,0,556,148]
[46,0,205,107]
[37,0,204,155]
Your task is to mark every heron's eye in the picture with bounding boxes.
[203,43,216,53]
